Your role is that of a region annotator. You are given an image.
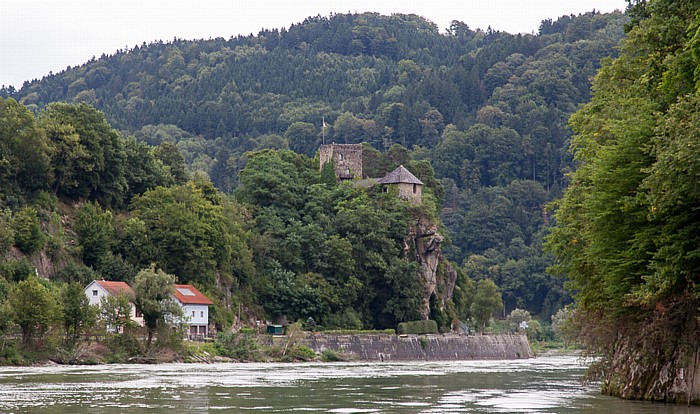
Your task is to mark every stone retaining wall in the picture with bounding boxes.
[297,333,533,361]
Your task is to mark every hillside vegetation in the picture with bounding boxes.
[0,10,630,363]
[547,0,700,404]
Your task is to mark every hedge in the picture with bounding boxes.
[397,320,438,335]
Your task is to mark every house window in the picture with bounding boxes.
[413,184,417,194]
[192,311,195,318]
[135,308,142,317]
[338,153,344,161]
[383,186,388,193]
[200,311,204,318]
[92,290,98,296]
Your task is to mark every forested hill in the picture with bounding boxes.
[5,12,624,146]
[1,10,627,320]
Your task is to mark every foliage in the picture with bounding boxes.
[506,308,532,331]
[12,207,44,255]
[132,266,183,350]
[99,292,137,333]
[471,279,503,332]
[74,202,113,269]
[396,320,438,335]
[0,10,634,346]
[60,282,96,345]
[8,277,56,347]
[546,0,700,402]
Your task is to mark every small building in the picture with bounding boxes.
[84,280,144,327]
[173,284,214,336]
[266,324,284,335]
[319,143,363,180]
[376,165,423,204]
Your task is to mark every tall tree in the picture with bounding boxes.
[9,278,56,347]
[132,266,182,350]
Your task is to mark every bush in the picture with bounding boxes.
[397,320,438,335]
[286,345,315,361]
[12,207,44,255]
[320,349,348,362]
[214,332,259,361]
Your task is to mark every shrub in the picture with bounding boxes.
[12,207,44,255]
[397,320,438,335]
[320,349,348,362]
[215,332,259,361]
[287,345,315,361]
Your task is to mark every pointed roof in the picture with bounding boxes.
[376,165,423,185]
[93,280,134,297]
[173,284,213,305]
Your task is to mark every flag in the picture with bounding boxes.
[322,117,327,128]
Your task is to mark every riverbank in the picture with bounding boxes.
[1,332,533,366]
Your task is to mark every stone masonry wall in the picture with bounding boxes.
[298,333,533,361]
[319,144,363,179]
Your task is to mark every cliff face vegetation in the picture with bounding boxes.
[547,0,700,404]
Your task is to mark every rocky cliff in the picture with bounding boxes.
[409,219,452,320]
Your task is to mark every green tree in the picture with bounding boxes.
[285,121,318,155]
[9,277,56,347]
[74,202,113,269]
[99,292,137,333]
[12,207,44,255]
[0,98,51,195]
[153,141,187,184]
[60,282,96,344]
[39,102,127,207]
[471,279,503,332]
[132,266,182,350]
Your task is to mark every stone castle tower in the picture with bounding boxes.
[319,144,363,180]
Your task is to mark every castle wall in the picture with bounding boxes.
[319,144,363,179]
[397,182,422,204]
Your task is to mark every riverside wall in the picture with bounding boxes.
[296,333,533,361]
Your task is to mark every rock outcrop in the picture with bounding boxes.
[411,220,443,319]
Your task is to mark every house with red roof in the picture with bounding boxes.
[84,279,144,327]
[173,284,214,336]
[85,280,213,336]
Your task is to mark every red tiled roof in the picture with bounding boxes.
[173,284,213,305]
[95,280,134,297]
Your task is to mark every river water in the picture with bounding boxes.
[1,355,699,413]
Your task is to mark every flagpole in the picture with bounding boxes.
[322,116,325,145]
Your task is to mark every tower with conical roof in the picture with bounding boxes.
[376,165,423,204]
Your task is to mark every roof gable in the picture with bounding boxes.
[93,280,134,297]
[173,284,213,305]
[376,165,423,185]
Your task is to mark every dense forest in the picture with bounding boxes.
[0,10,631,361]
[547,0,700,404]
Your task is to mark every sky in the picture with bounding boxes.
[0,0,625,89]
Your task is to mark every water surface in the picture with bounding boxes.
[0,356,698,413]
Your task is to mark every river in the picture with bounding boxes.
[0,355,699,413]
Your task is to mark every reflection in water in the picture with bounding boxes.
[0,356,698,413]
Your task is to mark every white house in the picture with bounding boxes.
[173,284,213,336]
[84,279,144,327]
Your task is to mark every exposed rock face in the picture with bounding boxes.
[597,301,700,405]
[442,262,458,309]
[412,220,443,320]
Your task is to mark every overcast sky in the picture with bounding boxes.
[1,0,625,89]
